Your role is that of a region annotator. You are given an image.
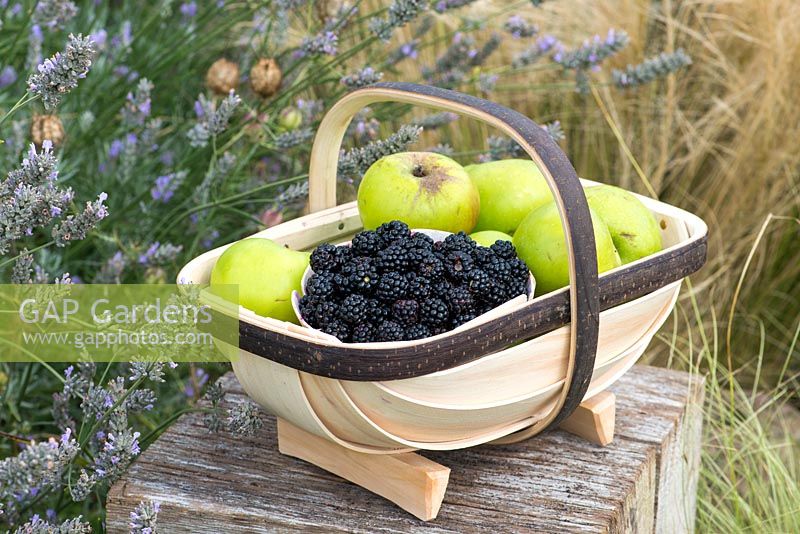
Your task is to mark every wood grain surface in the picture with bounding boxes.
[107,365,705,533]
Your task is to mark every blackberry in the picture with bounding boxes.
[392,299,419,326]
[365,298,390,322]
[490,239,516,259]
[417,253,444,280]
[466,269,494,295]
[508,258,530,281]
[342,257,379,293]
[305,272,336,297]
[404,246,429,264]
[404,323,431,341]
[430,279,453,299]
[338,294,369,324]
[351,230,386,256]
[483,255,514,283]
[322,319,350,342]
[444,250,474,281]
[375,271,408,301]
[485,256,528,284]
[442,232,476,253]
[376,319,405,342]
[483,285,511,306]
[446,286,474,315]
[376,220,410,243]
[472,246,494,267]
[312,300,339,329]
[309,243,337,273]
[376,244,410,272]
[430,325,450,336]
[452,312,477,328]
[332,272,350,293]
[405,272,432,300]
[505,278,528,298]
[420,297,449,326]
[406,232,434,250]
[298,295,322,324]
[351,322,376,343]
[474,301,494,316]
[310,243,349,273]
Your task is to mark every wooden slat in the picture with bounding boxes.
[106,365,704,533]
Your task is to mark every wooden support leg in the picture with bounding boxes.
[560,391,616,446]
[276,418,450,521]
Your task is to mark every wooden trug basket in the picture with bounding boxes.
[179,83,708,520]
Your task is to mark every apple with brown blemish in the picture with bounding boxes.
[357,152,481,233]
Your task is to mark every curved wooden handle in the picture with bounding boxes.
[307,82,599,435]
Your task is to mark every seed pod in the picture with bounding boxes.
[31,114,65,147]
[278,107,303,131]
[206,58,240,95]
[250,58,282,98]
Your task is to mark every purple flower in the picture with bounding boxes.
[180,1,197,18]
[400,42,418,58]
[0,65,17,88]
[91,29,108,49]
[31,24,44,42]
[201,229,220,250]
[139,242,160,264]
[150,170,186,203]
[109,139,124,159]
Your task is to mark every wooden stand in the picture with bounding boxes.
[107,366,704,533]
[277,419,450,521]
[276,392,617,521]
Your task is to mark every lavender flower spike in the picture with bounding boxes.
[337,124,421,181]
[52,192,109,246]
[14,514,91,533]
[613,49,692,89]
[434,0,477,13]
[369,0,428,41]
[129,500,161,534]
[187,91,241,148]
[341,67,383,89]
[504,15,538,38]
[226,402,264,436]
[33,0,79,28]
[0,65,17,88]
[27,34,95,110]
[555,29,629,71]
[300,31,339,57]
[274,128,314,149]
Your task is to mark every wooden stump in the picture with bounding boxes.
[107,365,704,533]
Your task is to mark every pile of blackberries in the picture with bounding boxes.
[298,220,530,343]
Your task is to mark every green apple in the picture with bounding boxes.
[465,159,553,234]
[469,230,514,247]
[357,152,480,233]
[514,202,622,295]
[210,238,310,322]
[585,185,662,264]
